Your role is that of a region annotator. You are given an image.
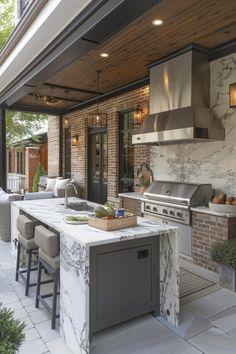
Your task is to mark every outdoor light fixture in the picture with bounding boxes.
[133,105,144,126]
[88,70,107,128]
[133,100,149,126]
[72,134,79,146]
[229,83,236,108]
[63,90,71,129]
[152,19,163,26]
[100,53,109,58]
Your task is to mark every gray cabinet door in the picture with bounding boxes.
[90,237,159,336]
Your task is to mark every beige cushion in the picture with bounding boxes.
[39,249,60,270]
[54,178,70,197]
[17,214,37,240]
[45,178,57,192]
[34,225,59,258]
[18,234,37,250]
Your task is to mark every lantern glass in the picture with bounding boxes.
[230,83,236,108]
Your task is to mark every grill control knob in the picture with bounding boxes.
[169,210,175,216]
[163,209,168,214]
[176,211,183,218]
[146,205,151,211]
[153,207,158,212]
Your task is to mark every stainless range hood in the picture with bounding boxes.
[132,48,225,145]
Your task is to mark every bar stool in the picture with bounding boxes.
[15,214,38,296]
[34,225,60,329]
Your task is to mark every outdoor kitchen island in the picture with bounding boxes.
[11,198,179,354]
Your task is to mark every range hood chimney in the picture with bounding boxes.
[132,47,225,145]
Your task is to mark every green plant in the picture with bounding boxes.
[104,202,116,217]
[32,163,46,192]
[0,303,25,354]
[210,240,236,270]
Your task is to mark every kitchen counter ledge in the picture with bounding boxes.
[191,206,236,218]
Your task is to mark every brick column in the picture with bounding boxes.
[25,147,40,192]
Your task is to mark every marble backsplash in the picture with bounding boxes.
[150,53,236,196]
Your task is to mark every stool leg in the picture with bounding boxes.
[35,260,42,308]
[15,243,21,281]
[25,249,33,296]
[51,269,59,329]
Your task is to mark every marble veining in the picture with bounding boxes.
[150,53,236,195]
[11,198,179,354]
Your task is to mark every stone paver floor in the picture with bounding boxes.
[1,240,236,354]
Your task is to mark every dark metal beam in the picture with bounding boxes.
[210,39,236,61]
[29,93,82,103]
[43,83,102,96]
[9,104,62,115]
[0,107,6,191]
[68,76,150,113]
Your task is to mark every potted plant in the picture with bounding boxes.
[210,240,236,291]
[0,303,25,353]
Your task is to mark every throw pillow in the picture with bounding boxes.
[45,178,57,192]
[54,178,70,197]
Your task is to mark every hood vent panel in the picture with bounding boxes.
[132,48,225,145]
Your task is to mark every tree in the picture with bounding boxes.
[32,163,46,192]
[0,1,48,145]
[6,110,47,146]
[0,0,15,48]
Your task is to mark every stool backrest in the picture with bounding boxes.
[34,225,59,258]
[17,214,37,240]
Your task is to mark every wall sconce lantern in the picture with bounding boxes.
[229,83,236,108]
[72,134,79,146]
[133,100,149,126]
[64,117,70,129]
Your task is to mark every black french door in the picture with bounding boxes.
[88,129,107,204]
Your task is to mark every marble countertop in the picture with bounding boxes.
[12,198,177,247]
[191,206,236,218]
[118,192,143,200]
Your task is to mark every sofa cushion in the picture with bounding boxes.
[45,178,57,192]
[54,178,70,197]
[24,191,54,200]
[0,193,21,203]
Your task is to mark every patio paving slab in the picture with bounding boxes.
[1,239,236,354]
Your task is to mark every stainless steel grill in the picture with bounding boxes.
[142,181,213,256]
[142,180,212,225]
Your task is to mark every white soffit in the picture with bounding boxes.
[0,0,92,93]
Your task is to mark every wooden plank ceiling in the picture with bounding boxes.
[16,0,236,112]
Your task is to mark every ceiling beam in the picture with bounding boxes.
[68,76,150,112]
[43,83,103,95]
[9,104,62,115]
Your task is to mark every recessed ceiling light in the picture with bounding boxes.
[152,19,163,26]
[100,53,109,58]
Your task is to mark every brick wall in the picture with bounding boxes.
[48,116,60,177]
[51,85,151,201]
[181,211,236,272]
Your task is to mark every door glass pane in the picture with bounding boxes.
[92,134,101,177]
[102,133,108,180]
[119,112,134,192]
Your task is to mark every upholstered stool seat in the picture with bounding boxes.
[34,225,60,329]
[18,234,37,250]
[15,214,38,296]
